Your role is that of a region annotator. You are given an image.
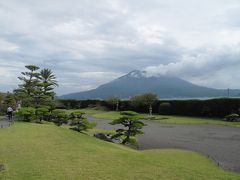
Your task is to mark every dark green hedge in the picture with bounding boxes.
[57,98,240,118]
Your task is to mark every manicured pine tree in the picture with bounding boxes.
[110,111,145,145]
[15,65,40,107]
[70,111,96,132]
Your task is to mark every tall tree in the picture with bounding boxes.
[18,65,40,96]
[130,93,158,116]
[15,65,40,107]
[39,68,58,97]
[106,96,120,111]
[15,65,58,109]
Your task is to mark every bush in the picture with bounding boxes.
[224,114,240,122]
[36,107,50,122]
[70,111,96,132]
[57,98,240,118]
[159,102,171,115]
[51,109,68,126]
[17,107,36,122]
[110,111,145,146]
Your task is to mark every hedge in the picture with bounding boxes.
[57,98,240,118]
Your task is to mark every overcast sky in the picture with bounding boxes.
[0,0,240,95]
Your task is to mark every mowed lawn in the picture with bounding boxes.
[90,110,240,127]
[0,123,240,179]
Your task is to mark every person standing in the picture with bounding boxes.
[7,106,13,121]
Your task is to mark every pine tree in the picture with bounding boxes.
[110,111,145,145]
[70,111,96,132]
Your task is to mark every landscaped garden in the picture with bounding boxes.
[1,65,240,179]
[1,122,240,180]
[75,108,240,127]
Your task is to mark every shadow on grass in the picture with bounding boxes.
[0,164,5,172]
[69,127,88,135]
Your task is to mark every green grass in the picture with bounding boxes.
[91,110,240,127]
[87,128,116,136]
[61,108,105,114]
[92,111,122,120]
[152,115,240,126]
[0,123,240,179]
[63,108,108,115]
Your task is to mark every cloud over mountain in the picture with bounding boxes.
[0,0,240,95]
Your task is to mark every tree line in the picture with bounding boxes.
[0,65,145,146]
[59,97,240,118]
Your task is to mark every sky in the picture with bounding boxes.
[0,0,240,95]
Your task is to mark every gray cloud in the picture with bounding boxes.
[0,0,240,95]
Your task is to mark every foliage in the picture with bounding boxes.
[130,93,158,115]
[110,111,145,145]
[224,114,240,122]
[16,65,40,107]
[91,109,240,127]
[70,111,96,132]
[14,65,58,108]
[4,93,16,106]
[0,93,4,115]
[39,68,58,98]
[106,96,120,111]
[159,102,171,115]
[36,107,50,122]
[17,107,36,122]
[0,92,17,115]
[60,98,240,118]
[14,65,58,123]
[56,99,107,109]
[51,109,68,126]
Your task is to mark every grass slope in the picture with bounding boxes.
[0,123,240,179]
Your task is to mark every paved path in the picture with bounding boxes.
[0,116,11,128]
[88,116,240,172]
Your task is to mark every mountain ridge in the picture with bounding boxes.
[60,70,240,99]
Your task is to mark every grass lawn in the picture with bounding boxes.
[90,109,240,127]
[152,115,240,126]
[63,108,106,115]
[0,123,240,179]
[92,111,122,120]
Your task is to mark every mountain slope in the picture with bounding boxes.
[60,70,240,99]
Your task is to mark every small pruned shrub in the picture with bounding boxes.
[51,109,68,126]
[36,107,50,123]
[70,111,96,132]
[224,114,240,122]
[17,107,36,122]
[110,111,146,146]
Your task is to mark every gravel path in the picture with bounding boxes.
[88,116,240,172]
